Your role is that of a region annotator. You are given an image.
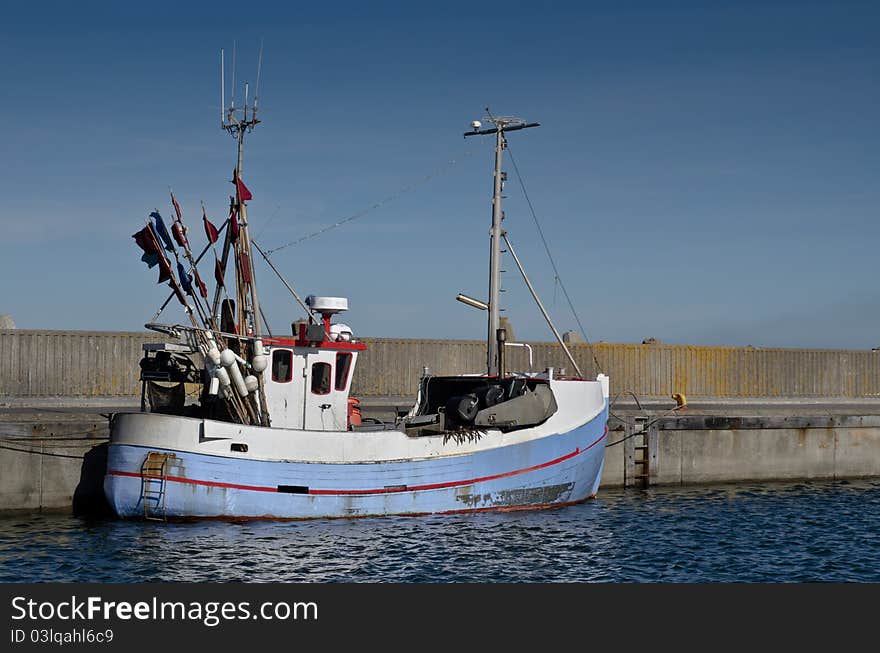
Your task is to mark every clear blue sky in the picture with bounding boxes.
[1,1,877,349]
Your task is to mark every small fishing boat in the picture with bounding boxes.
[103,56,609,520]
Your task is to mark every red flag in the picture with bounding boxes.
[229,207,240,243]
[140,222,173,284]
[157,252,173,284]
[132,226,158,255]
[193,268,208,299]
[234,171,253,201]
[170,191,182,222]
[214,253,225,288]
[132,225,160,268]
[202,207,219,244]
[240,251,252,285]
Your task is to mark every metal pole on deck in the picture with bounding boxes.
[487,128,504,377]
[464,113,540,377]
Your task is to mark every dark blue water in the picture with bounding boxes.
[1,479,878,582]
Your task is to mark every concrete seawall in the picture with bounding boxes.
[3,330,880,401]
[3,400,880,514]
[0,410,110,514]
[599,409,880,488]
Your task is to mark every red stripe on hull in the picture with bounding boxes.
[108,426,608,497]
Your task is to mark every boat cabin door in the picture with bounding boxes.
[264,347,306,429]
[303,350,349,431]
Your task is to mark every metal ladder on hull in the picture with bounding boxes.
[140,452,169,521]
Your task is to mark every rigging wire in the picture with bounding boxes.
[505,143,604,374]
[254,203,283,241]
[264,147,481,255]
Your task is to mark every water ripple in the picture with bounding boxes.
[1,479,879,582]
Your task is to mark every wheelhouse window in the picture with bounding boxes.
[335,353,353,390]
[272,349,293,383]
[311,362,331,395]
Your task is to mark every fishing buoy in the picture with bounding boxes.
[215,366,231,388]
[251,340,268,373]
[220,348,248,366]
[206,346,221,367]
[244,375,259,393]
[208,375,220,396]
[229,366,248,397]
[219,349,248,397]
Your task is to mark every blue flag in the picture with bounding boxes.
[150,211,175,252]
[177,261,194,296]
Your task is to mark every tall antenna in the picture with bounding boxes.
[220,49,261,135]
[253,40,263,120]
[230,40,237,117]
[220,49,225,128]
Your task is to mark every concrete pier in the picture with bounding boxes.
[0,407,112,514]
[599,400,880,489]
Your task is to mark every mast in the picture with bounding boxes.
[487,127,504,377]
[232,112,263,338]
[464,112,540,376]
[215,47,263,335]
[217,45,271,425]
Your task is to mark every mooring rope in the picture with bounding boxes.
[0,443,86,459]
[604,390,684,448]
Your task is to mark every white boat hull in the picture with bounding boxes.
[103,379,608,520]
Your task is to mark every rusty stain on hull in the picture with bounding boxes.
[455,482,575,508]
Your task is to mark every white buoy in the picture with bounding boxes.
[219,349,248,397]
[229,365,248,397]
[252,339,268,373]
[215,366,231,388]
[206,346,222,367]
[219,349,237,367]
[244,375,259,393]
